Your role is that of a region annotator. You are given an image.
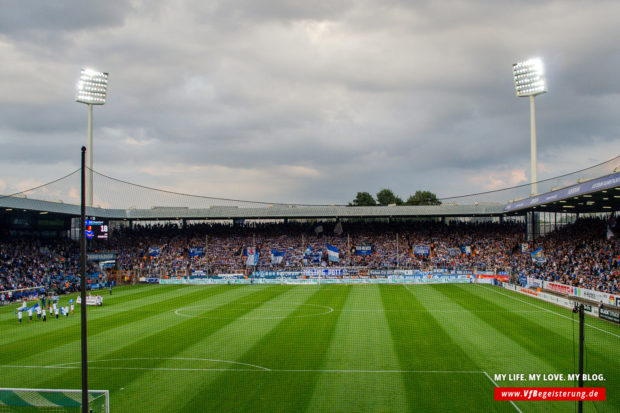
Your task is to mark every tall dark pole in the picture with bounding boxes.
[577,303,584,413]
[80,146,89,413]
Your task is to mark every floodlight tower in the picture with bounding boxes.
[512,58,547,196]
[76,68,108,207]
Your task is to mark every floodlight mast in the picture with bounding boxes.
[76,68,108,207]
[512,58,546,196]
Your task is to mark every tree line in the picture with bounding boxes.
[349,189,441,206]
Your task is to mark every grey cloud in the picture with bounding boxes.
[1,0,619,205]
[0,1,134,37]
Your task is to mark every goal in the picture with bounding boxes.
[0,388,108,413]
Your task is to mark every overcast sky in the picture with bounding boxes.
[1,0,619,206]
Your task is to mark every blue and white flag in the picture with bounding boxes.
[413,245,431,256]
[531,247,546,263]
[310,250,323,264]
[448,248,461,257]
[188,247,204,257]
[271,249,285,264]
[246,247,259,266]
[460,245,472,255]
[149,247,161,257]
[17,303,39,313]
[303,246,322,265]
[326,244,340,262]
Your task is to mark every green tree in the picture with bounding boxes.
[405,190,441,206]
[376,188,403,206]
[349,192,377,206]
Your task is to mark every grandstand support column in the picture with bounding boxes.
[526,211,540,241]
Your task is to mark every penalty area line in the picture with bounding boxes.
[483,371,522,413]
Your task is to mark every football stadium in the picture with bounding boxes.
[1,157,619,412]
[2,3,620,412]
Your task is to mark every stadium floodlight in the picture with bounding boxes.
[76,68,108,207]
[512,58,546,196]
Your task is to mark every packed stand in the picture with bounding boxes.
[101,218,618,294]
[0,238,85,303]
[2,218,618,298]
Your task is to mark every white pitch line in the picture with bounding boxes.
[51,357,271,371]
[483,371,523,413]
[337,309,545,313]
[0,365,267,373]
[264,369,483,374]
[0,364,482,374]
[481,285,620,339]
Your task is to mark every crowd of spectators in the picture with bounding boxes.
[0,238,91,303]
[1,217,618,302]
[102,221,524,275]
[100,217,619,294]
[508,218,619,294]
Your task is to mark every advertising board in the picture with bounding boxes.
[598,307,620,324]
[540,280,620,307]
[252,271,301,277]
[545,282,574,295]
[87,252,116,261]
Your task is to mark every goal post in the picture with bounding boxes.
[0,388,109,413]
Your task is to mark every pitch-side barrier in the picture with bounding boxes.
[143,269,508,285]
[156,276,475,285]
[501,282,620,324]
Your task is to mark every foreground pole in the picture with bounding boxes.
[80,146,89,413]
[577,303,584,413]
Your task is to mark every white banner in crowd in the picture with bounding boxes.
[76,295,103,306]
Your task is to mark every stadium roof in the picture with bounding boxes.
[0,196,505,220]
[504,171,620,214]
[1,171,618,221]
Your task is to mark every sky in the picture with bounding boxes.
[1,0,619,207]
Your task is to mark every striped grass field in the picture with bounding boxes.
[1,284,618,412]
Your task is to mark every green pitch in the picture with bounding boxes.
[1,284,618,412]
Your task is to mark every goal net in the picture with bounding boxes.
[0,388,108,413]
